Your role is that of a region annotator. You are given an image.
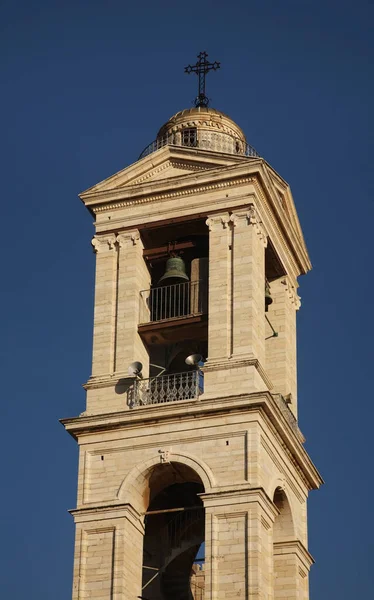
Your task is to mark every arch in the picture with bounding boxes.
[273,486,295,542]
[117,451,215,513]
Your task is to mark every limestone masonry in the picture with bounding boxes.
[62,104,323,600]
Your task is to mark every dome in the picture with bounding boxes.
[139,106,259,160]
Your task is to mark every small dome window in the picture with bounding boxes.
[181,128,197,147]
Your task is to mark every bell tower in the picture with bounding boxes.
[62,54,322,600]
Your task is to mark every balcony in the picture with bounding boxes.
[129,371,203,407]
[138,280,208,345]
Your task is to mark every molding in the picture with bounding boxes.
[201,486,278,523]
[282,277,301,309]
[203,356,273,390]
[273,540,314,570]
[92,176,255,213]
[61,392,323,490]
[70,502,144,533]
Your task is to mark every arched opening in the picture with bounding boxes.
[273,487,295,598]
[273,487,295,542]
[141,462,205,600]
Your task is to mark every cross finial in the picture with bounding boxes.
[184,51,221,108]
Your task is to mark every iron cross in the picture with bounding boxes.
[185,51,221,108]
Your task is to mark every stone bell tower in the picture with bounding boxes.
[62,54,322,600]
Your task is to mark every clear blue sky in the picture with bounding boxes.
[0,1,373,598]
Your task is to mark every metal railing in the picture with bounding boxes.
[139,280,206,325]
[130,371,202,407]
[272,394,304,442]
[138,131,260,160]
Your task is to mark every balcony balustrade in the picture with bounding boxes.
[129,371,202,407]
[139,280,206,325]
[138,131,260,160]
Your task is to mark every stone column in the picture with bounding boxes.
[265,277,300,417]
[91,234,117,377]
[71,505,144,600]
[115,231,150,377]
[273,541,313,600]
[202,489,277,600]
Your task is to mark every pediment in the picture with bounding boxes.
[80,145,243,199]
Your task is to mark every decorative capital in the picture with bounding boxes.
[91,234,117,253]
[206,213,230,232]
[117,231,140,248]
[230,205,267,246]
[282,278,301,309]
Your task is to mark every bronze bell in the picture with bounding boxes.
[265,279,273,312]
[159,256,189,284]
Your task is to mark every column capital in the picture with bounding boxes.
[91,234,117,253]
[230,205,268,246]
[206,212,230,231]
[117,230,140,248]
[281,277,301,309]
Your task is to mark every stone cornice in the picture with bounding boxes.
[60,391,323,490]
[273,540,315,570]
[203,357,273,390]
[70,502,144,532]
[200,486,278,523]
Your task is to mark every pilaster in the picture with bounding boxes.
[71,504,144,600]
[273,540,313,600]
[91,234,117,376]
[265,277,300,416]
[202,488,277,600]
[204,206,269,397]
[115,231,150,376]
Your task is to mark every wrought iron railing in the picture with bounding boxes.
[272,394,304,442]
[139,280,206,325]
[139,131,260,160]
[130,371,202,407]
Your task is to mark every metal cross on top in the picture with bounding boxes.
[185,51,221,108]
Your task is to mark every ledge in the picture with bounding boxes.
[60,391,323,491]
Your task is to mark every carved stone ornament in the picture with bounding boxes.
[206,213,230,231]
[230,205,268,247]
[158,449,171,464]
[91,234,117,253]
[116,231,140,248]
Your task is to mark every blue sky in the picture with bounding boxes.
[0,1,373,598]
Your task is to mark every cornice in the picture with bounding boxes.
[60,391,323,490]
[273,540,314,570]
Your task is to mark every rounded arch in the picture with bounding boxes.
[273,486,295,542]
[117,451,215,513]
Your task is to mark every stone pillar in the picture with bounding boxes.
[71,505,144,600]
[203,206,270,397]
[265,277,300,417]
[273,541,313,600]
[205,212,231,361]
[115,231,150,377]
[230,206,267,365]
[91,234,117,377]
[202,489,277,600]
